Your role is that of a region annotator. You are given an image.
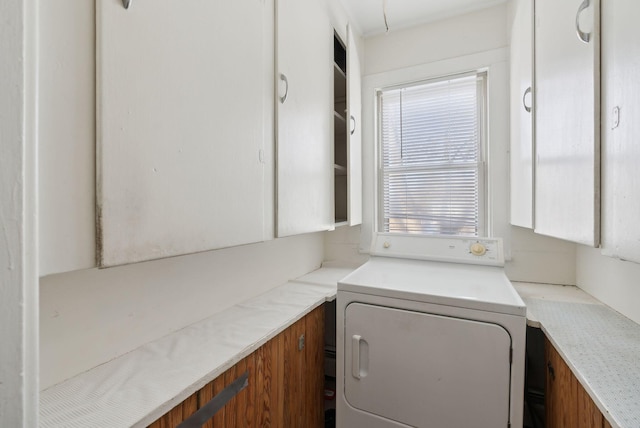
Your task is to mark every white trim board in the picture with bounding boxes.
[0,0,39,425]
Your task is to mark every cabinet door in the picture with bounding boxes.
[546,338,578,427]
[97,0,273,266]
[545,338,606,428]
[600,0,640,263]
[282,317,305,427]
[147,306,325,428]
[276,0,333,237]
[346,25,362,227]
[283,307,325,428]
[534,0,600,246]
[304,305,325,428]
[509,0,534,229]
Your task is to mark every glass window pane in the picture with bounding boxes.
[379,73,485,237]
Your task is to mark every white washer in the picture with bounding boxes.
[337,233,526,428]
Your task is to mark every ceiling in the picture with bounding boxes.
[340,0,507,36]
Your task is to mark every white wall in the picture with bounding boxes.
[506,227,575,285]
[327,0,362,39]
[38,0,325,390]
[40,234,324,390]
[576,246,640,325]
[343,4,576,285]
[364,5,509,75]
[324,225,369,266]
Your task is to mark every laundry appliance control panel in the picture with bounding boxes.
[370,233,504,267]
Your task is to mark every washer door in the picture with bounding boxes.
[344,303,512,428]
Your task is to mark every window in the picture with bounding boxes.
[377,72,487,237]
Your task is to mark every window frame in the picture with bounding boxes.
[374,70,489,238]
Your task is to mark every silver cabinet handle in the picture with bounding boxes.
[122,0,131,9]
[350,115,356,135]
[575,0,591,44]
[279,73,288,104]
[523,86,532,113]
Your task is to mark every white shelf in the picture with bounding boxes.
[334,111,346,137]
[334,164,347,176]
[334,63,346,100]
[334,62,346,79]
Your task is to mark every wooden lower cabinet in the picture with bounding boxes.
[149,305,325,428]
[545,338,610,428]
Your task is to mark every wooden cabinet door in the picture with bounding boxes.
[509,0,534,229]
[276,0,333,237]
[148,305,325,427]
[534,0,600,246]
[577,381,604,428]
[283,317,306,426]
[282,307,325,427]
[600,0,640,263]
[283,307,325,427]
[304,306,325,427]
[546,338,578,427]
[97,0,273,267]
[545,338,606,428]
[346,25,362,227]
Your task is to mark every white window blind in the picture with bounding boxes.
[378,73,486,236]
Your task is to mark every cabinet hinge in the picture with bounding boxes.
[298,334,305,351]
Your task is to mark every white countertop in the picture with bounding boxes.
[514,281,640,428]
[40,268,640,428]
[512,281,600,327]
[40,265,355,428]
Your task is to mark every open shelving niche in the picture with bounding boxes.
[333,34,348,226]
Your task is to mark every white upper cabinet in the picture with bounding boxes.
[509,0,534,229]
[346,25,363,227]
[276,0,333,237]
[97,0,273,267]
[600,0,640,263]
[534,0,600,246]
[333,24,362,227]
